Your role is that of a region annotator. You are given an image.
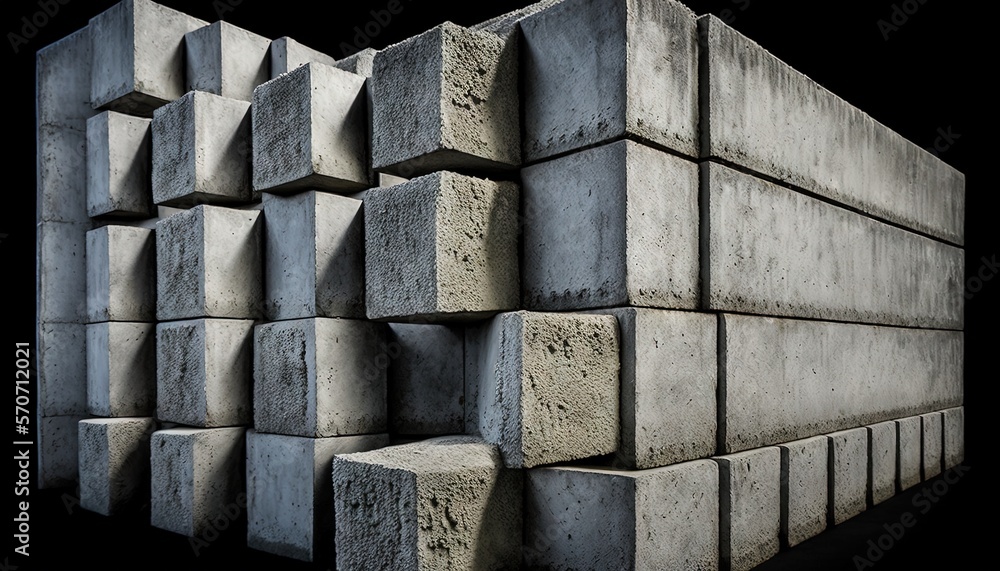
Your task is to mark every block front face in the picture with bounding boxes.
[387,323,465,435]
[921,412,943,480]
[717,447,780,571]
[779,436,827,547]
[185,21,270,102]
[896,416,922,491]
[79,418,156,516]
[38,220,89,323]
[868,421,897,506]
[86,111,154,218]
[87,322,156,417]
[38,323,87,417]
[828,428,868,525]
[39,415,86,489]
[87,225,156,322]
[942,407,964,469]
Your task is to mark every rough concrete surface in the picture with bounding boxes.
[38,322,87,417]
[185,21,270,102]
[867,421,897,506]
[387,323,465,435]
[87,225,156,322]
[921,411,943,480]
[87,111,154,219]
[942,406,964,469]
[87,322,156,417]
[79,417,156,515]
[827,427,868,525]
[38,415,87,489]
[895,415,922,491]
[716,447,780,571]
[778,436,827,548]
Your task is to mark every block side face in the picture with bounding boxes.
[719,447,780,571]
[270,37,338,78]
[38,220,90,323]
[215,23,271,101]
[313,319,388,437]
[91,322,156,417]
[39,125,91,224]
[190,428,246,537]
[105,226,157,321]
[778,436,828,547]
[39,415,85,488]
[202,207,262,318]
[38,27,95,131]
[253,320,317,436]
[308,64,370,188]
[184,24,225,96]
[202,320,255,427]
[90,1,136,110]
[78,421,112,514]
[190,94,253,204]
[828,428,868,524]
[868,421,897,505]
[263,192,321,320]
[151,430,196,536]
[387,324,465,435]
[86,323,112,416]
[100,113,155,217]
[312,194,366,318]
[102,418,156,514]
[246,432,316,560]
[252,66,316,191]
[86,228,112,323]
[128,0,208,109]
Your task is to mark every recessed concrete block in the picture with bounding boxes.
[269,37,338,78]
[38,126,90,224]
[156,205,262,320]
[90,0,208,115]
[254,318,387,437]
[185,21,270,102]
[921,412,943,480]
[87,111,154,219]
[87,225,156,322]
[79,417,156,515]
[716,447,780,571]
[387,323,464,435]
[520,0,698,162]
[156,318,254,427]
[262,191,364,320]
[332,436,521,570]
[370,22,519,176]
[942,406,964,469]
[778,436,827,548]
[87,322,156,417]
[37,26,94,131]
[365,171,519,321]
[38,415,86,489]
[472,0,564,38]
[868,421,897,506]
[38,322,87,417]
[522,140,699,311]
[151,91,252,207]
[252,63,369,193]
[334,48,376,77]
[895,416,921,491]
[828,427,868,525]
[246,430,389,562]
[524,461,719,570]
[38,220,89,323]
[151,427,245,537]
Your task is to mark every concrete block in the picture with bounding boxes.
[156,318,254,427]
[246,430,388,561]
[156,205,262,320]
[269,37,338,78]
[524,461,718,570]
[38,322,87,416]
[370,22,519,176]
[716,447,780,571]
[150,427,245,537]
[87,322,156,417]
[334,48,376,77]
[942,406,964,469]
[699,15,964,244]
[78,417,156,515]
[472,0,564,39]
[778,436,827,548]
[522,140,699,311]
[151,91,252,206]
[254,318,387,437]
[90,0,208,115]
[251,63,369,193]
[37,26,94,131]
[262,191,364,320]
[38,415,86,489]
[828,428,868,525]
[387,323,464,435]
[719,314,963,453]
[895,416,922,491]
[703,163,963,329]
[921,412,943,480]
[332,436,521,570]
[37,220,89,323]
[467,311,619,468]
[37,125,90,224]
[185,21,270,102]
[86,112,154,218]
[867,421,897,506]
[520,0,698,162]
[365,171,519,321]
[86,225,156,322]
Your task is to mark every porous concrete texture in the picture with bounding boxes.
[38,220,89,323]
[524,460,719,570]
[38,415,87,489]
[370,22,519,176]
[253,318,387,437]
[827,427,868,525]
[156,318,254,427]
[365,171,519,321]
[921,411,943,480]
[86,225,156,322]
[151,91,252,206]
[895,415,922,491]
[245,430,389,561]
[334,48,377,77]
[269,37,338,78]
[778,436,827,548]
[716,447,780,571]
[38,322,87,417]
[698,15,965,244]
[185,21,270,102]
[78,417,156,515]
[251,63,369,193]
[719,314,963,453]
[262,191,364,320]
[156,205,262,320]
[87,322,156,417]
[86,111,154,219]
[522,140,699,312]
[387,323,465,435]
[942,406,965,469]
[703,163,964,329]
[520,0,699,162]
[867,421,897,505]
[332,436,522,570]
[150,427,246,537]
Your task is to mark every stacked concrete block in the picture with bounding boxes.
[38,416,87,489]
[387,323,465,435]
[921,412,944,479]
[269,37,338,78]
[87,322,156,417]
[78,417,157,515]
[86,112,154,218]
[716,447,780,571]
[185,21,271,102]
[868,421,898,505]
[87,225,156,322]
[942,407,965,469]
[896,416,923,491]
[827,428,868,525]
[778,437,827,548]
[334,48,377,77]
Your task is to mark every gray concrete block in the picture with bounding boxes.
[151,427,245,536]
[370,22,519,176]
[156,205,262,320]
[269,36,338,78]
[38,220,89,323]
[334,48,376,77]
[246,430,388,562]
[867,421,897,506]
[38,322,87,417]
[90,0,208,115]
[895,416,921,491]
[828,428,868,525]
[87,225,156,322]
[524,461,718,570]
[472,0,565,39]
[520,0,698,162]
[152,91,252,207]
[37,125,90,224]
[79,417,156,515]
[252,63,369,193]
[262,191,364,320]
[716,447,780,571]
[387,323,464,435]
[254,317,387,437]
[720,314,963,453]
[522,140,699,311]
[778,436,827,548]
[87,322,156,417]
[185,21,270,102]
[365,171,519,321]
[156,318,254,427]
[699,15,964,244]
[942,406,964,469]
[703,163,963,329]
[38,415,86,489]
[86,112,154,219]
[37,26,94,131]
[921,412,943,480]
[332,436,521,570]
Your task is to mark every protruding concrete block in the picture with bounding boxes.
[778,436,827,548]
[151,427,245,537]
[38,415,86,489]
[365,171,519,321]
[152,91,252,207]
[87,322,156,417]
[156,318,254,427]
[38,220,89,323]
[921,412,943,480]
[942,407,964,469]
[252,63,369,193]
[522,140,699,311]
[269,37,338,78]
[246,430,389,561]
[156,205,262,320]
[87,225,156,322]
[370,22,519,176]
[524,461,718,570]
[387,323,464,435]
[185,21,270,102]
[334,48,376,77]
[716,447,780,571]
[79,417,156,515]
[262,191,364,320]
[332,436,521,570]
[895,416,921,491]
[520,0,698,162]
[868,421,897,505]
[90,0,208,115]
[827,428,868,525]
[86,111,154,218]
[38,323,87,417]
[254,318,387,437]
